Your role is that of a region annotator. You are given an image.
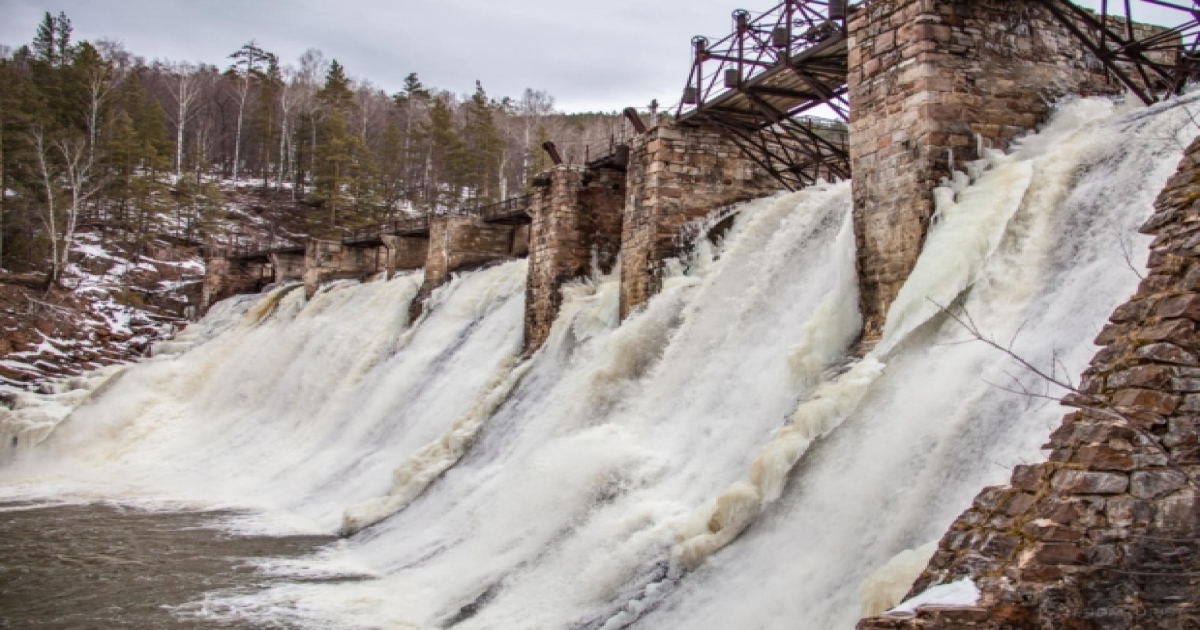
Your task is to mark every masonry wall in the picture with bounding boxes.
[621,122,778,319]
[201,257,268,312]
[525,165,626,353]
[848,0,1118,343]
[381,235,429,273]
[269,252,305,283]
[409,216,518,321]
[858,137,1200,630]
[302,240,390,296]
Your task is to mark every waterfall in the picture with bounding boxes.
[2,95,1198,629]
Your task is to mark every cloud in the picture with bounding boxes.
[0,0,740,112]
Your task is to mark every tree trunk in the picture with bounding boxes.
[233,78,249,183]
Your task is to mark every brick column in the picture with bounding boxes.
[621,122,778,319]
[524,165,626,353]
[848,0,1117,343]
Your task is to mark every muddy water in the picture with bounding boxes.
[0,502,341,629]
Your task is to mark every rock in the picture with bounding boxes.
[1025,543,1086,566]
[1052,470,1129,495]
[1156,293,1200,320]
[1011,464,1051,491]
[1111,298,1153,323]
[1108,365,1173,390]
[1111,388,1181,414]
[1134,319,1196,345]
[1130,470,1188,499]
[1073,445,1136,471]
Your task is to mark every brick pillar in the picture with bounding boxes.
[847,0,1117,343]
[524,165,626,353]
[200,257,268,312]
[857,138,1200,630]
[409,216,516,321]
[621,122,778,319]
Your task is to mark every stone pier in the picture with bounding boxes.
[269,250,305,284]
[382,234,429,275]
[408,216,524,321]
[620,122,778,319]
[524,164,626,353]
[847,0,1118,342]
[200,257,270,312]
[302,240,388,297]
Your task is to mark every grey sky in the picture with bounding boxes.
[0,1,1191,113]
[1,0,743,113]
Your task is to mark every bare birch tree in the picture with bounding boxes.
[161,61,210,180]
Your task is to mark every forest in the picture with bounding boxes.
[0,12,636,281]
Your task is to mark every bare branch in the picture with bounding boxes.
[932,298,1198,491]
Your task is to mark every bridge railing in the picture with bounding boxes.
[677,0,851,119]
[209,236,307,260]
[473,195,533,224]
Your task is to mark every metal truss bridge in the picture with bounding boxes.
[676,0,1200,191]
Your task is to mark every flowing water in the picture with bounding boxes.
[0,502,338,629]
[2,96,1198,629]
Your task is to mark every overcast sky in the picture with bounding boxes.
[0,1,1190,113]
[0,0,745,113]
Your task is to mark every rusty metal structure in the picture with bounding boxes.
[342,216,433,248]
[675,0,1200,191]
[474,195,534,225]
[676,0,852,190]
[1034,0,1200,105]
[220,237,306,262]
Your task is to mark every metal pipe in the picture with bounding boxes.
[623,107,649,134]
[542,141,563,166]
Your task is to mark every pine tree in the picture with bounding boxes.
[313,60,352,225]
[393,72,430,208]
[376,122,404,217]
[422,97,463,211]
[251,53,282,189]
[31,12,71,68]
[227,41,270,183]
[460,81,503,203]
[317,60,354,111]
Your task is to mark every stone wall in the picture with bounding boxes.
[381,235,429,273]
[847,0,1119,343]
[524,165,626,353]
[200,257,268,312]
[858,137,1200,630]
[620,122,778,319]
[269,251,305,283]
[409,216,519,321]
[301,240,392,296]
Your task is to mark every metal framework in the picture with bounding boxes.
[1034,0,1200,105]
[473,195,533,225]
[676,0,1200,190]
[676,0,852,191]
